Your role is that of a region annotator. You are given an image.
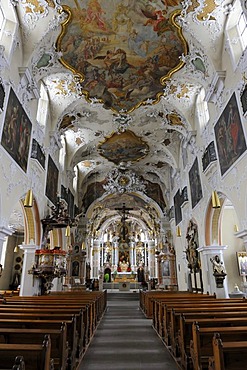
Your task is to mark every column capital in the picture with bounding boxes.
[0,226,13,241]
[19,244,37,254]
[235,229,247,241]
[198,245,228,255]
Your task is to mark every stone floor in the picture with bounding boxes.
[78,292,179,370]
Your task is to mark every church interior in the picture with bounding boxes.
[0,0,247,369]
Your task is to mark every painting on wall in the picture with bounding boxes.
[67,188,74,218]
[214,93,247,176]
[189,158,203,209]
[31,139,45,169]
[1,88,32,172]
[237,252,247,276]
[57,0,187,113]
[240,84,247,116]
[45,155,59,205]
[174,190,182,226]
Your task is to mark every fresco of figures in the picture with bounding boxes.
[58,0,186,112]
[1,88,32,173]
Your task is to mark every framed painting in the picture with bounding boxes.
[61,184,68,203]
[189,157,203,209]
[67,188,74,218]
[31,138,45,169]
[240,84,247,116]
[45,155,59,205]
[0,82,5,111]
[1,88,32,172]
[237,252,247,276]
[174,190,182,225]
[214,93,247,176]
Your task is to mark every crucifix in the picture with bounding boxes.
[115,203,133,241]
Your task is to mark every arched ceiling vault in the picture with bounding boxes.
[16,0,231,235]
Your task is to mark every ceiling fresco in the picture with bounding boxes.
[14,0,230,237]
[57,0,188,113]
[98,130,149,165]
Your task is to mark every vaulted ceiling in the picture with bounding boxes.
[16,0,231,236]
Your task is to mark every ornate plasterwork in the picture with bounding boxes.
[103,169,146,195]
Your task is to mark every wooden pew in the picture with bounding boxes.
[209,333,247,370]
[0,318,76,370]
[0,324,68,370]
[1,355,25,370]
[167,301,247,353]
[190,322,247,370]
[178,315,247,370]
[2,292,107,367]
[0,334,53,370]
[1,301,94,352]
[140,291,214,318]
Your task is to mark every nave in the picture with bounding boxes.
[79,292,177,370]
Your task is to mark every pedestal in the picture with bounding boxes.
[198,245,229,298]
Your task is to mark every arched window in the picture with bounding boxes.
[226,0,247,67]
[0,8,4,38]
[0,3,18,60]
[36,82,49,128]
[196,88,209,131]
[59,135,66,171]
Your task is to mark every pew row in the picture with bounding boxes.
[190,322,247,370]
[0,290,107,369]
[209,333,247,370]
[0,335,53,370]
[0,324,68,370]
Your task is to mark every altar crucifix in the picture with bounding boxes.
[115,203,133,241]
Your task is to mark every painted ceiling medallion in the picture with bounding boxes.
[57,0,188,113]
[98,130,149,165]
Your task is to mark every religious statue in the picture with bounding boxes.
[210,255,226,275]
[119,260,129,272]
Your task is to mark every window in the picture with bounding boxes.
[226,0,247,67]
[0,237,8,268]
[0,8,4,39]
[196,88,209,131]
[238,11,247,50]
[0,3,18,60]
[36,82,49,127]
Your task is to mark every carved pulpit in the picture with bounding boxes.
[65,244,86,290]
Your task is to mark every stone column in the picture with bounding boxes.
[129,242,135,270]
[148,240,156,278]
[113,241,119,270]
[198,245,228,298]
[92,240,100,278]
[19,243,38,296]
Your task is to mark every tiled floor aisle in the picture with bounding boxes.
[79,292,178,370]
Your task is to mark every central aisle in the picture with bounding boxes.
[79,292,178,370]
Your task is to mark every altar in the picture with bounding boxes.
[113,271,136,283]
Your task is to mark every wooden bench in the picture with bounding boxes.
[178,315,247,369]
[167,302,247,354]
[0,334,53,370]
[140,291,214,318]
[0,318,76,370]
[190,322,247,370]
[0,324,68,370]
[1,292,107,368]
[209,333,247,370]
[0,355,25,370]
